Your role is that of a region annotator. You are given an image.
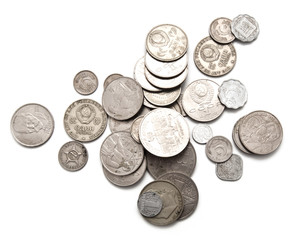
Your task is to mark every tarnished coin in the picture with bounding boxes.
[73,70,98,95]
[239,111,283,155]
[100,132,144,176]
[103,73,123,89]
[231,14,259,42]
[216,154,243,181]
[146,24,188,62]
[232,117,251,154]
[194,36,236,77]
[58,141,88,172]
[218,79,248,109]
[131,116,144,143]
[209,17,235,44]
[182,79,225,122]
[143,87,181,107]
[64,99,107,142]
[139,108,190,157]
[158,172,199,220]
[102,77,143,120]
[139,180,183,226]
[137,191,163,218]
[192,124,213,144]
[206,136,233,163]
[11,103,54,147]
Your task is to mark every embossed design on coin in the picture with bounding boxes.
[73,70,98,95]
[216,154,243,181]
[138,191,163,217]
[231,14,259,42]
[232,117,251,154]
[131,116,144,143]
[206,136,233,163]
[103,73,123,89]
[143,87,181,107]
[11,103,54,147]
[209,17,235,44]
[192,124,213,144]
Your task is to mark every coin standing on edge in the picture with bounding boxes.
[137,191,163,218]
[209,17,235,44]
[216,154,243,181]
[231,14,259,42]
[206,136,233,163]
[192,124,213,144]
[73,70,98,95]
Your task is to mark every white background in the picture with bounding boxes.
[1,1,303,239]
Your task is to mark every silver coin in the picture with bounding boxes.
[58,141,88,172]
[102,77,143,120]
[231,14,259,42]
[103,73,123,89]
[218,79,248,109]
[169,101,182,115]
[100,131,144,176]
[192,124,213,144]
[209,17,235,44]
[73,70,98,95]
[205,136,233,163]
[182,79,225,122]
[137,191,163,218]
[194,36,236,77]
[143,87,181,107]
[216,154,243,181]
[143,97,157,109]
[139,108,190,157]
[146,24,188,62]
[176,93,187,117]
[64,99,107,142]
[11,103,54,147]
[130,116,144,143]
[232,117,251,154]
[145,52,188,78]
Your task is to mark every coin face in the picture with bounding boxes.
[182,79,225,122]
[103,73,123,89]
[239,111,283,155]
[194,36,236,77]
[231,14,259,42]
[58,141,88,172]
[64,99,107,142]
[216,154,243,181]
[146,24,188,62]
[232,117,251,154]
[103,77,143,120]
[192,124,213,144]
[11,103,54,147]
[131,116,144,143]
[143,87,181,107]
[209,17,235,44]
[137,191,163,218]
[139,108,190,157]
[73,70,98,95]
[205,136,233,163]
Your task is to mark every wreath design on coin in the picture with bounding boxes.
[190,81,214,104]
[200,44,220,62]
[149,30,170,48]
[76,104,96,124]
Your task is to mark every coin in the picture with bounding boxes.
[216,154,243,181]
[103,73,123,89]
[73,70,98,95]
[137,191,163,218]
[231,14,259,42]
[192,124,213,144]
[176,93,187,117]
[205,136,233,163]
[11,103,54,147]
[58,141,88,172]
[139,108,190,157]
[209,17,235,44]
[158,172,199,220]
[194,36,236,77]
[182,79,225,122]
[146,24,188,62]
[218,79,248,109]
[232,116,251,154]
[64,99,107,142]
[143,97,157,109]
[239,111,283,155]
[102,77,143,120]
[143,87,181,107]
[131,116,144,143]
[100,131,144,176]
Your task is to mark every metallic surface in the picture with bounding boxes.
[192,124,213,144]
[209,17,235,44]
[232,116,252,154]
[231,14,259,42]
[205,136,233,163]
[216,154,243,181]
[130,116,144,143]
[73,70,98,95]
[143,87,181,107]
[103,73,123,89]
[137,191,163,218]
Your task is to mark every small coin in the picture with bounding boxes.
[146,24,188,62]
[137,191,163,218]
[216,154,243,181]
[206,136,233,163]
[131,116,144,143]
[192,124,213,144]
[209,17,235,44]
[11,103,54,147]
[103,73,123,89]
[143,87,181,107]
[232,116,251,154]
[64,99,107,142]
[231,14,259,42]
[73,70,98,95]
[58,141,88,172]
[194,36,236,77]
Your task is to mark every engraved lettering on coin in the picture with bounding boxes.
[216,154,243,181]
[209,17,235,44]
[73,70,98,95]
[192,124,213,144]
[231,14,259,42]
[103,73,123,89]
[206,136,233,163]
[138,192,163,217]
[143,87,181,107]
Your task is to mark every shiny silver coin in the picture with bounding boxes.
[102,77,143,120]
[232,116,251,154]
[231,14,259,42]
[143,97,157,109]
[131,116,144,143]
[73,70,98,95]
[169,101,182,115]
[176,93,187,117]
[58,141,88,172]
[146,24,188,62]
[216,154,243,181]
[209,17,235,44]
[64,99,107,142]
[103,73,123,89]
[137,191,163,218]
[182,79,225,122]
[206,136,233,163]
[11,103,54,147]
[143,87,181,107]
[194,36,236,77]
[192,124,213,144]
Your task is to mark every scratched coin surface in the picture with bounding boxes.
[58,141,88,172]
[143,87,181,107]
[182,79,225,122]
[11,103,54,147]
[139,108,190,157]
[205,136,233,163]
[239,111,283,155]
[232,116,251,154]
[73,70,98,95]
[216,154,243,181]
[231,14,259,42]
[192,124,213,144]
[103,73,123,89]
[100,131,144,176]
[209,17,235,44]
[194,36,236,77]
[137,191,163,218]
[146,24,188,62]
[131,116,144,143]
[64,99,107,142]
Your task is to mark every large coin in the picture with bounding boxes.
[192,124,213,144]
[73,70,98,95]
[232,116,251,154]
[209,17,235,44]
[231,14,259,42]
[146,24,188,62]
[11,103,54,147]
[103,73,123,89]
[139,108,190,157]
[102,77,143,120]
[194,36,236,77]
[205,136,233,163]
[137,191,162,218]
[182,79,225,122]
[143,87,181,107]
[216,154,243,181]
[64,99,107,142]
